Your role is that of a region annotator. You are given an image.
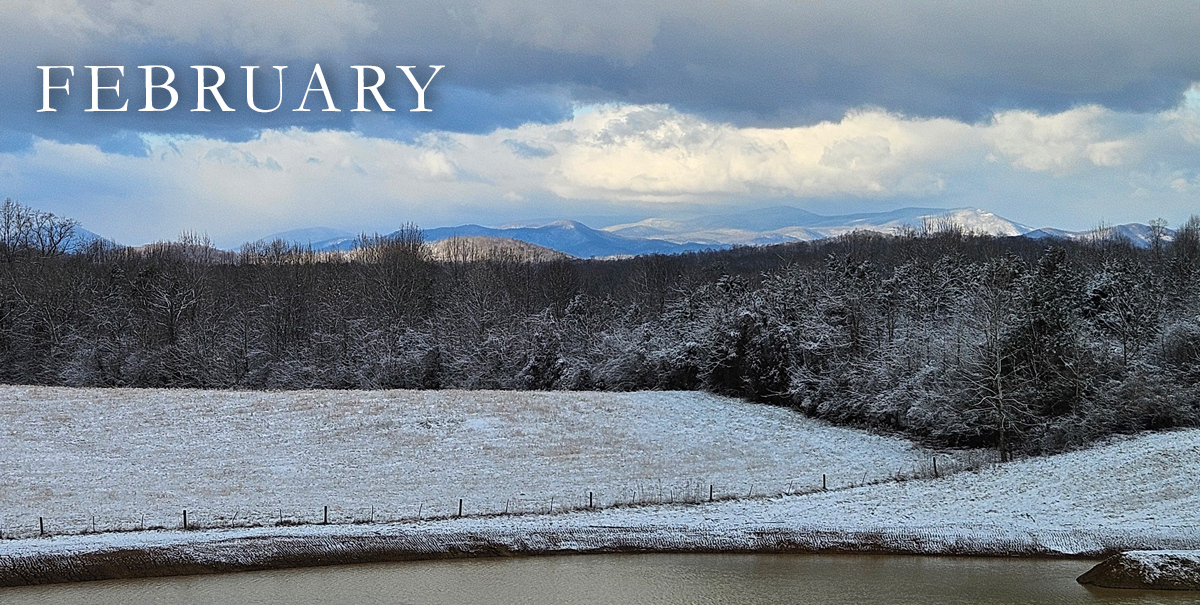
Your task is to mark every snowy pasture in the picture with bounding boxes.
[3,429,1200,571]
[524,427,1200,534]
[0,386,936,538]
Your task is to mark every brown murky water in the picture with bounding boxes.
[0,554,1193,604]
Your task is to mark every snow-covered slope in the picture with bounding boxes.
[2,426,1196,569]
[426,236,575,262]
[1025,223,1175,248]
[603,207,1033,245]
[0,386,935,538]
[572,428,1200,533]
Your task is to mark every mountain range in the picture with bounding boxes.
[601,207,1033,246]
[1024,223,1174,248]
[259,221,718,258]
[241,206,1176,259]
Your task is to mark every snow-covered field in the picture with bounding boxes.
[0,386,938,539]
[2,427,1199,578]
[2,387,1199,582]
[517,427,1200,533]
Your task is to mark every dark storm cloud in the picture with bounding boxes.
[618,2,1200,124]
[2,0,1200,144]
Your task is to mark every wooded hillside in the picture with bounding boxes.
[4,198,1199,456]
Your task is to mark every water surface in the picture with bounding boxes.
[2,554,1193,605]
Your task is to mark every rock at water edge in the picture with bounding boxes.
[1078,550,1200,590]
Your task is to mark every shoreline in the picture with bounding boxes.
[5,521,1200,588]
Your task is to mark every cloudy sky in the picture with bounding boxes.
[2,0,1200,246]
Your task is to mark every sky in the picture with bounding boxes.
[2,1,1200,247]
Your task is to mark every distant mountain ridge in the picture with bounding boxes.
[248,206,1175,258]
[602,207,1035,245]
[426,236,574,262]
[421,221,720,258]
[66,227,110,251]
[257,227,357,251]
[1025,223,1175,247]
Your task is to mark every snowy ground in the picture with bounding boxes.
[0,386,941,539]
[548,427,1200,532]
[2,428,1199,570]
[1,388,1198,579]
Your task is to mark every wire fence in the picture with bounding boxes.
[0,452,998,540]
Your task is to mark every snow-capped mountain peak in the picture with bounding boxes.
[603,206,1033,246]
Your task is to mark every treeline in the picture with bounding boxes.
[3,198,1200,456]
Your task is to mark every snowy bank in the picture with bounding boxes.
[4,521,1200,588]
[1077,550,1200,590]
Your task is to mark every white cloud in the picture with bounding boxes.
[983,106,1132,174]
[4,93,1200,245]
[531,105,975,201]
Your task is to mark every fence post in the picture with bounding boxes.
[183,510,188,530]
[589,491,593,508]
[324,506,328,525]
[39,517,44,536]
[822,474,827,490]
[458,499,463,517]
[709,485,713,502]
[933,457,939,478]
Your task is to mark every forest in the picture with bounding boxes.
[3,198,1200,458]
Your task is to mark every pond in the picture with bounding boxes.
[2,554,1193,605]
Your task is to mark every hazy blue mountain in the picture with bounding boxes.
[1023,227,1073,240]
[238,207,1175,259]
[421,220,721,258]
[65,227,114,251]
[258,227,357,251]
